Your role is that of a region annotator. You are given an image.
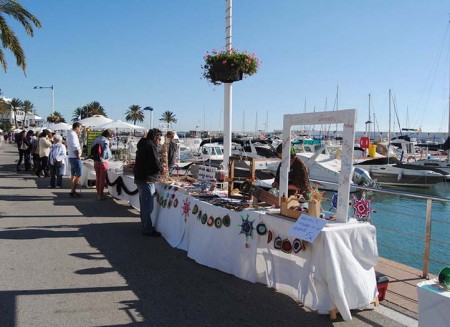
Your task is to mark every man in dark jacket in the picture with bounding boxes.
[134,128,164,237]
[16,130,31,171]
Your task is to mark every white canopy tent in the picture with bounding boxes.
[79,115,112,127]
[92,120,146,131]
[92,120,146,153]
[47,122,72,131]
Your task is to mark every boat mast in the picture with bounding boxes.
[388,89,392,163]
[265,110,268,134]
[366,93,371,136]
[334,85,339,134]
[392,94,402,135]
[303,97,306,133]
[373,111,377,141]
[448,19,450,161]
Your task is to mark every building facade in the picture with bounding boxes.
[0,97,44,128]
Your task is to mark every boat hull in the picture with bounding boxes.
[367,170,445,188]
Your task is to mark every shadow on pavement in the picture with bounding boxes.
[0,218,335,326]
[75,221,335,326]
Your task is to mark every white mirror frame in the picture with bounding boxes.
[280,109,356,223]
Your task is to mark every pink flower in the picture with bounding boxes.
[222,60,227,64]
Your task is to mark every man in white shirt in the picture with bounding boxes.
[67,122,83,197]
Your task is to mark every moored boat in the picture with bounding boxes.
[354,156,446,188]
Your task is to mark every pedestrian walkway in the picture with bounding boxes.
[376,257,433,318]
[0,143,416,326]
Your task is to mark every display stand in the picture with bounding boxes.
[280,109,356,223]
[227,156,256,198]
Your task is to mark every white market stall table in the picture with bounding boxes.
[417,279,450,326]
[106,170,378,321]
[80,160,124,187]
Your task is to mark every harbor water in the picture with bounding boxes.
[329,182,450,275]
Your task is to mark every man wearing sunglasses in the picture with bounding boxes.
[134,128,164,237]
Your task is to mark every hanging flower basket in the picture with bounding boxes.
[211,64,244,83]
[202,48,260,85]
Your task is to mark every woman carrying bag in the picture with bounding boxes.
[92,129,113,200]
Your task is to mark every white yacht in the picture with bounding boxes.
[296,144,373,192]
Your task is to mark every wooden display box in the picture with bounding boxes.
[280,196,303,220]
[251,186,279,207]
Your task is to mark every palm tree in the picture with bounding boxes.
[71,101,107,122]
[125,105,144,125]
[21,99,33,127]
[0,0,42,74]
[0,97,8,120]
[160,110,177,129]
[57,111,66,123]
[72,107,84,122]
[10,97,22,128]
[88,101,107,116]
[46,111,65,123]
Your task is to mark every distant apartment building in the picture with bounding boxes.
[1,97,44,128]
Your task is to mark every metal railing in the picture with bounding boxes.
[311,179,450,278]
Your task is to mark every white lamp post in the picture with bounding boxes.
[33,85,54,116]
[223,0,233,170]
[143,106,154,129]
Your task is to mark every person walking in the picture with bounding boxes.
[35,130,52,178]
[16,130,31,171]
[134,128,164,237]
[67,122,83,198]
[91,129,113,200]
[24,130,34,171]
[48,134,67,188]
[30,131,40,170]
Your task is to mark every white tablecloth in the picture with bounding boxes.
[107,171,378,321]
[257,216,378,321]
[81,160,124,187]
[107,171,140,209]
[80,160,96,187]
[417,279,450,326]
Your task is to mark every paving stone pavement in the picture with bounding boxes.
[0,143,415,326]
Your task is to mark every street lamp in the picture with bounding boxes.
[33,85,54,116]
[143,106,154,129]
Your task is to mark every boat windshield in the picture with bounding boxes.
[212,147,223,155]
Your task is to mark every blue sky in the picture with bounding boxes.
[3,0,450,134]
